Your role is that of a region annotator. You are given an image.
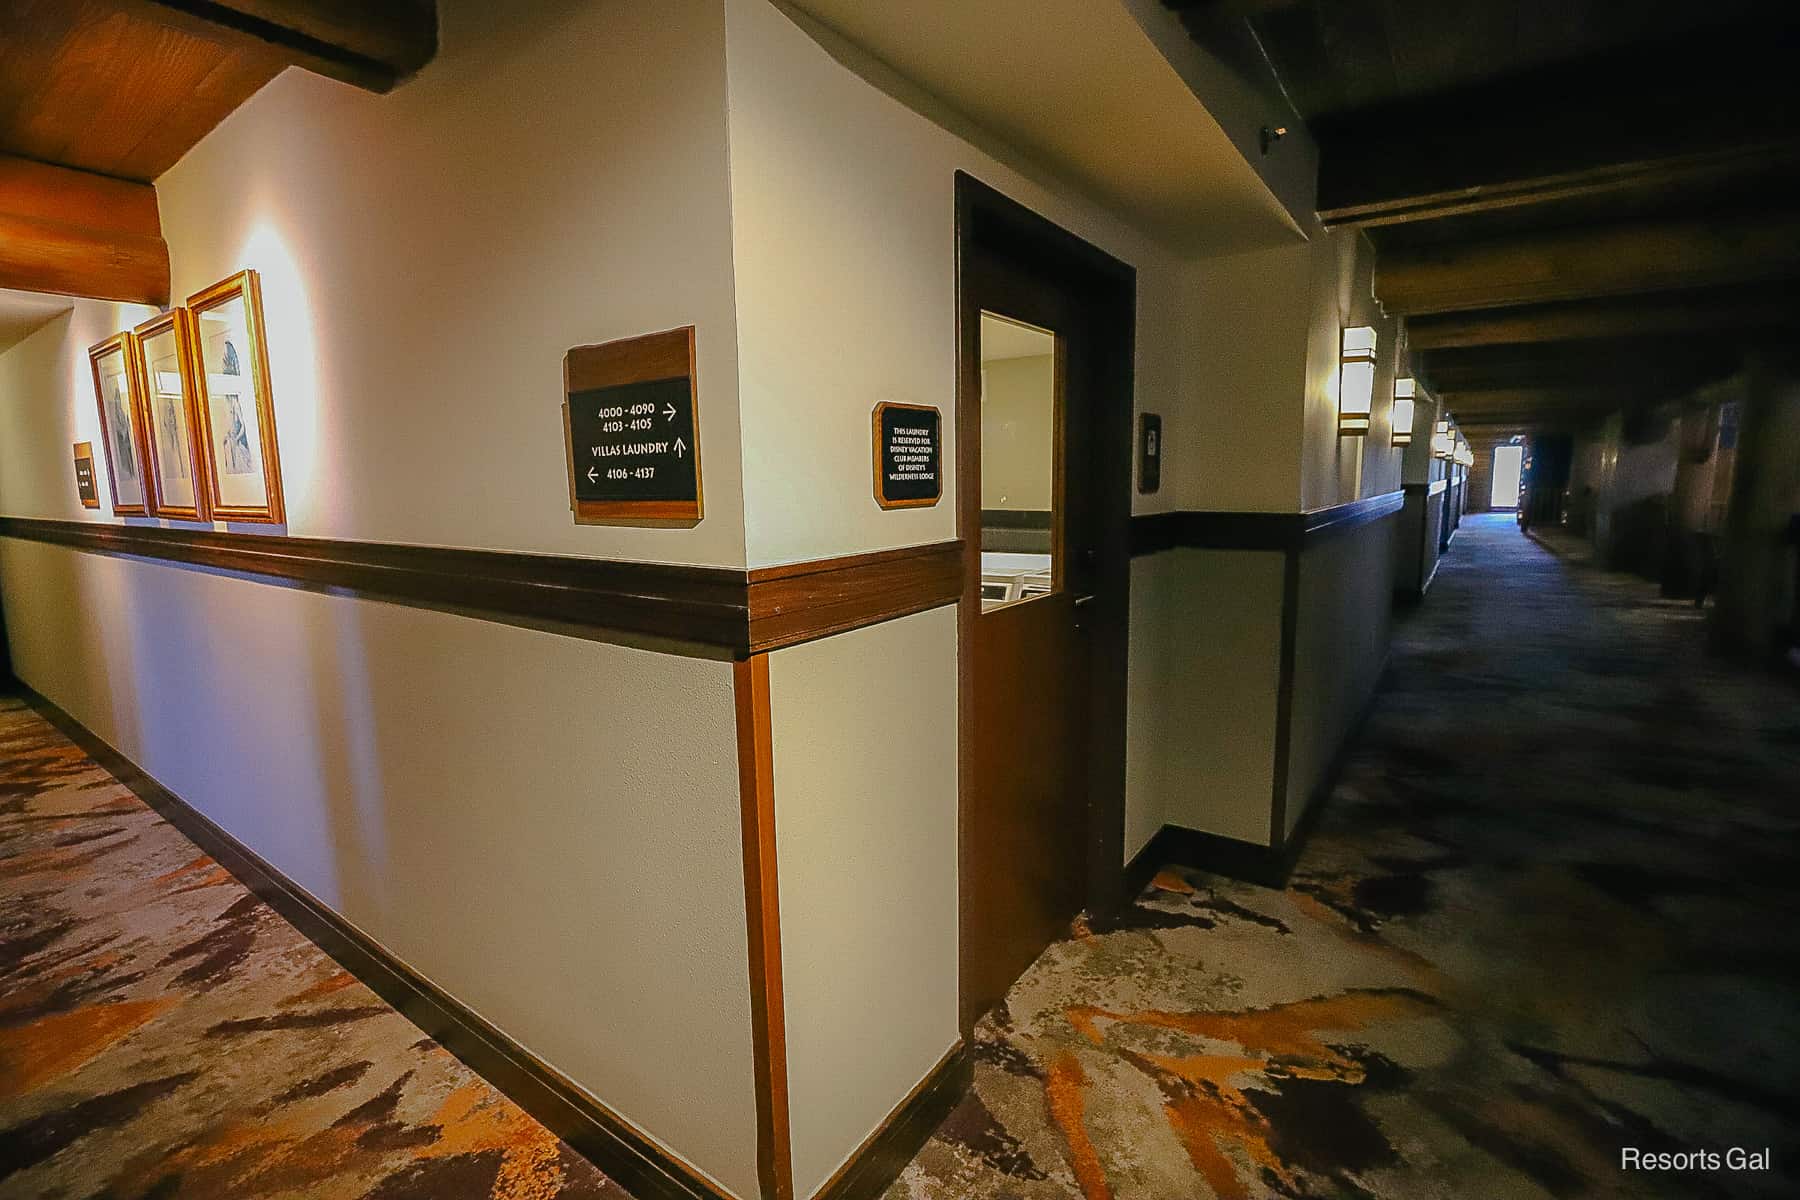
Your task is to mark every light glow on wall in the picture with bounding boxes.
[236,223,319,531]
[1338,326,1377,436]
[1392,378,1416,447]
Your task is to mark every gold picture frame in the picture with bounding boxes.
[132,308,211,522]
[87,331,151,516]
[187,269,285,524]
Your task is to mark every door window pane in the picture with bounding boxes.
[978,312,1058,611]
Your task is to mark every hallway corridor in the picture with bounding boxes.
[890,514,1800,1199]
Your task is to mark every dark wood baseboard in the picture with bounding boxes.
[1123,824,1290,892]
[0,517,959,659]
[811,1042,971,1200]
[15,683,734,1200]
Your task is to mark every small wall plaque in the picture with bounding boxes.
[872,402,942,509]
[563,327,703,525]
[73,442,99,508]
[1138,413,1162,495]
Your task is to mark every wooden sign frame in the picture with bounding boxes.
[73,442,100,508]
[872,401,943,510]
[132,306,212,522]
[562,326,703,526]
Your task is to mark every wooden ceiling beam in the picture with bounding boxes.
[128,0,436,93]
[1405,285,1800,350]
[1377,215,1800,316]
[1418,341,1736,396]
[0,155,168,305]
[1321,142,1800,230]
[1313,26,1800,228]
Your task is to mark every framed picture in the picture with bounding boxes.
[132,308,210,521]
[88,331,150,515]
[187,270,285,524]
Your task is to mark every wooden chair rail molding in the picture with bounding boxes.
[0,517,961,658]
[1129,491,1406,556]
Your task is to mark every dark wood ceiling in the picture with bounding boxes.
[0,0,436,304]
[1166,0,1800,431]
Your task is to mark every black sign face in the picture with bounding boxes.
[73,445,99,507]
[567,376,699,506]
[1138,413,1162,494]
[874,403,941,509]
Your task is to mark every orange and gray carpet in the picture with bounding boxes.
[0,697,625,1199]
[886,515,1800,1200]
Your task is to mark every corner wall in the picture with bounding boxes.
[0,3,767,1195]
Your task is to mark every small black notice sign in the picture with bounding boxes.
[568,377,698,504]
[1138,413,1162,495]
[873,403,942,509]
[563,328,703,525]
[73,442,99,508]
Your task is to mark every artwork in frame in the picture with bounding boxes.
[132,308,210,521]
[87,331,150,515]
[187,269,285,524]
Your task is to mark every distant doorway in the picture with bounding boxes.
[1490,444,1524,509]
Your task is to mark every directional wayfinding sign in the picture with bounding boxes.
[564,328,703,524]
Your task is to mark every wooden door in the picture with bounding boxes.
[957,244,1099,1030]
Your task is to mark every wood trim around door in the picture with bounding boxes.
[954,172,1137,1034]
[733,655,794,1200]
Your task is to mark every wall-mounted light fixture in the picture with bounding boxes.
[1392,378,1416,447]
[1432,417,1454,459]
[1339,326,1377,436]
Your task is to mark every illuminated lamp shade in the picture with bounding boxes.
[1392,378,1416,447]
[1338,326,1377,435]
[1432,418,1454,459]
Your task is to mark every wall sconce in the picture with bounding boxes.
[1431,418,1453,459]
[1392,378,1416,447]
[1338,326,1377,436]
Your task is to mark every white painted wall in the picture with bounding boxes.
[723,0,1187,569]
[0,302,158,520]
[156,0,747,567]
[1139,548,1285,847]
[0,536,761,1198]
[1170,246,1309,513]
[1284,518,1396,839]
[767,606,959,1199]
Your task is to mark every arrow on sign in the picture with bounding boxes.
[673,437,687,457]
[663,403,677,422]
[587,466,599,483]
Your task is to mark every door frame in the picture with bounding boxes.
[953,172,1136,1032]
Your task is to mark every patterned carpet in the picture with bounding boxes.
[887,514,1800,1200]
[0,699,625,1199]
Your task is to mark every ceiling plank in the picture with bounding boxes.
[0,0,284,181]
[1405,285,1800,350]
[127,0,437,93]
[0,155,168,304]
[1377,215,1800,316]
